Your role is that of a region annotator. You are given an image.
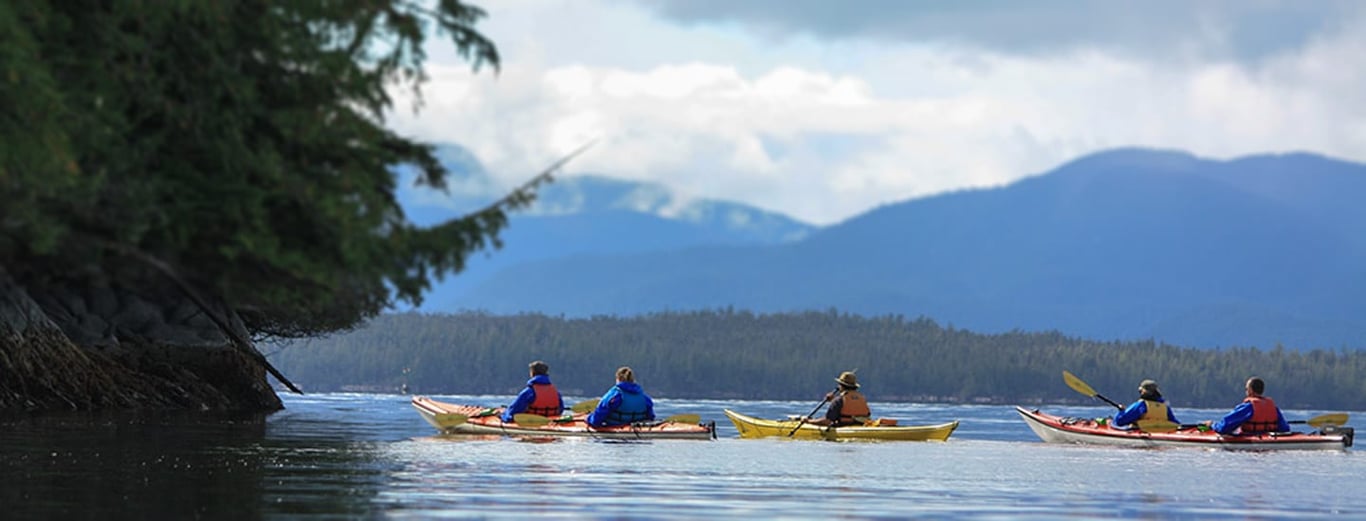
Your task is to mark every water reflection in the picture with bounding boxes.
[1,411,270,519]
[0,394,1360,519]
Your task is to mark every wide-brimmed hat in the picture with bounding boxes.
[835,371,860,389]
[1138,379,1160,394]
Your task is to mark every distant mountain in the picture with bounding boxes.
[398,144,816,311]
[454,148,1366,350]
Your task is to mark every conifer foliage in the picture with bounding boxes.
[0,1,535,339]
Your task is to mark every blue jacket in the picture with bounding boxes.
[1113,398,1179,428]
[501,374,563,423]
[1211,401,1290,435]
[586,382,655,427]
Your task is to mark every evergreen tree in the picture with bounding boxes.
[0,1,539,339]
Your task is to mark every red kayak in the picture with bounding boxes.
[1016,406,1353,451]
[412,396,715,440]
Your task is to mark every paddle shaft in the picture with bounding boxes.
[1095,393,1124,411]
[788,387,840,437]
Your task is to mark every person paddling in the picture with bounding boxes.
[501,360,564,423]
[805,371,871,427]
[1112,379,1179,429]
[1205,376,1289,435]
[586,366,656,427]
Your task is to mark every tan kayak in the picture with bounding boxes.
[413,396,715,440]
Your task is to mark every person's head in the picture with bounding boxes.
[835,371,860,390]
[529,360,550,376]
[615,366,635,383]
[1246,377,1266,396]
[1138,379,1161,400]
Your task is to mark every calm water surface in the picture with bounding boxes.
[1,393,1360,519]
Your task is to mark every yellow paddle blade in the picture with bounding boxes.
[1307,413,1349,428]
[513,413,551,427]
[1135,419,1179,433]
[570,399,600,414]
[434,413,467,428]
[1062,370,1098,397]
[664,414,701,424]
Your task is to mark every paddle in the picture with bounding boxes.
[788,387,839,437]
[571,399,599,414]
[1125,413,1351,434]
[1290,413,1349,429]
[434,413,467,428]
[512,413,551,427]
[664,414,701,424]
[1134,419,1181,433]
[1062,370,1124,410]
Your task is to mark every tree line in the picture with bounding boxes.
[269,309,1366,410]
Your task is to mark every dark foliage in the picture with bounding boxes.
[0,1,543,340]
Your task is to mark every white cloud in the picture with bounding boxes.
[387,1,1366,225]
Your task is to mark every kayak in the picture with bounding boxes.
[723,409,958,441]
[1016,406,1354,451]
[412,396,716,440]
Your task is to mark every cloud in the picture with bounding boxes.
[631,0,1365,64]
[388,0,1366,225]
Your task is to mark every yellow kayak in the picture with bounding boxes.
[724,409,958,441]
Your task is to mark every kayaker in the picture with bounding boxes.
[806,371,871,427]
[1112,379,1179,429]
[586,366,656,427]
[1205,376,1290,435]
[501,360,564,423]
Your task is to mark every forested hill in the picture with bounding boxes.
[269,311,1366,410]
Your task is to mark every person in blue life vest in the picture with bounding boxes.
[501,360,564,423]
[1112,379,1179,429]
[806,371,871,427]
[586,366,655,427]
[1204,376,1290,435]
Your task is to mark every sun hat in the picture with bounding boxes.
[835,371,860,389]
[1138,379,1160,394]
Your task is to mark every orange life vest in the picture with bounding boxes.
[1139,399,1169,423]
[526,382,562,416]
[1241,395,1281,433]
[837,390,871,424]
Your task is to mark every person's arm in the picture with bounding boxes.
[643,394,655,421]
[1166,406,1179,424]
[1211,402,1253,434]
[1274,409,1290,433]
[586,389,619,427]
[823,395,844,422]
[501,386,535,422]
[1113,401,1147,427]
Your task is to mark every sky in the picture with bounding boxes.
[386,0,1366,226]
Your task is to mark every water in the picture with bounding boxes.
[1,394,1360,519]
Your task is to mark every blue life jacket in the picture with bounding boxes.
[588,382,655,427]
[608,387,652,424]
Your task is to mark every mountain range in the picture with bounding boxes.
[403,145,1366,350]
[396,145,815,312]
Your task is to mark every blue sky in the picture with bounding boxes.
[387,0,1366,225]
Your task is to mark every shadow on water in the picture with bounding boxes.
[0,409,386,519]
